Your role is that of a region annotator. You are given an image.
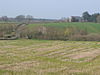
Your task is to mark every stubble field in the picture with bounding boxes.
[0,40,100,75]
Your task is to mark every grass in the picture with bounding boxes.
[29,22,100,33]
[0,22,100,34]
[0,23,17,26]
[0,40,100,75]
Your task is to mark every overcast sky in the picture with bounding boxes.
[0,0,99,19]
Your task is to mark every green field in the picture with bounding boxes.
[29,22,100,33]
[0,22,100,33]
[0,40,100,75]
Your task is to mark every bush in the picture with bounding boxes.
[85,33,100,41]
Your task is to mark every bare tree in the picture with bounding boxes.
[15,15,25,22]
[2,16,8,22]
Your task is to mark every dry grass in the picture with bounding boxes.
[0,40,100,75]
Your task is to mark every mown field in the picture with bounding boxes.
[29,22,100,33]
[0,40,100,75]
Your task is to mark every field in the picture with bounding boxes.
[0,22,100,34]
[0,40,100,75]
[0,23,17,26]
[29,22,100,33]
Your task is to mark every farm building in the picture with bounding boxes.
[68,16,84,22]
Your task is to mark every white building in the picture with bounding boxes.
[68,16,84,22]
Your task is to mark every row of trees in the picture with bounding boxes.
[0,15,57,23]
[1,12,100,23]
[82,11,100,23]
[0,15,34,22]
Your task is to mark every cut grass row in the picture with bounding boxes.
[0,40,100,75]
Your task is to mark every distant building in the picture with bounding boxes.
[68,16,84,22]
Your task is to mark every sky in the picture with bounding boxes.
[0,0,99,19]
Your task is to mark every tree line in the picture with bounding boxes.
[1,11,100,23]
[82,11,100,23]
[0,15,57,23]
[61,11,100,23]
[0,15,33,22]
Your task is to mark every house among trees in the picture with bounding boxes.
[61,16,85,22]
[68,16,84,22]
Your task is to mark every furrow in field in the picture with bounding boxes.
[14,41,63,51]
[48,48,89,59]
[60,48,94,58]
[43,45,92,59]
[70,49,100,59]
[0,60,40,71]
[41,43,86,56]
[62,48,100,62]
